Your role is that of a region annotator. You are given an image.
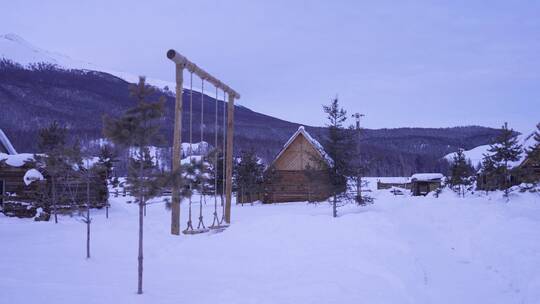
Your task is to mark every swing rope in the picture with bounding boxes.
[196,77,207,230]
[210,86,220,227]
[184,71,195,233]
[219,90,227,225]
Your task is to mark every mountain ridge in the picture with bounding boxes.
[0,34,503,176]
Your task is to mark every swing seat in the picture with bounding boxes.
[182,228,210,235]
[208,223,229,231]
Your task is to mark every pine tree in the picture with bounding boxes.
[38,121,67,152]
[35,121,70,223]
[97,144,117,218]
[449,149,473,197]
[233,149,264,205]
[103,76,165,295]
[479,153,497,194]
[322,97,353,217]
[126,148,162,217]
[521,122,540,184]
[526,123,540,164]
[98,144,117,180]
[487,122,522,198]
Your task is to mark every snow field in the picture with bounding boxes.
[1,185,540,304]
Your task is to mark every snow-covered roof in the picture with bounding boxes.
[272,126,333,167]
[376,177,410,184]
[0,153,34,167]
[410,173,444,182]
[0,153,100,171]
[23,169,44,185]
[0,129,17,155]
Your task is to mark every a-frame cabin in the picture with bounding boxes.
[263,126,333,203]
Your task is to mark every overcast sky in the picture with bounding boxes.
[2,0,539,133]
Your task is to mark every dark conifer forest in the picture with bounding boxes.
[0,60,503,176]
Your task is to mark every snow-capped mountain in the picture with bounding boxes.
[0,33,96,70]
[0,33,175,90]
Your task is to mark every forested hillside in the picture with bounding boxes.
[0,60,503,176]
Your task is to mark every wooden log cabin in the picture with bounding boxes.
[263,126,333,203]
[519,155,540,182]
[477,154,540,190]
[0,129,108,218]
[476,132,540,190]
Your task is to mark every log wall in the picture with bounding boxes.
[0,165,30,201]
[263,170,332,203]
[0,163,108,216]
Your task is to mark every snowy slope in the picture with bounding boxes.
[0,33,95,69]
[1,185,540,304]
[444,132,536,168]
[0,33,176,90]
[445,144,491,168]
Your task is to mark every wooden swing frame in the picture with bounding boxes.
[167,49,240,235]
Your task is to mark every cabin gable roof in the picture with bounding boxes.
[271,126,333,170]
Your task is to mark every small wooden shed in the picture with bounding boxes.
[410,173,443,196]
[263,126,333,203]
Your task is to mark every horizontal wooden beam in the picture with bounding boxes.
[166,49,240,99]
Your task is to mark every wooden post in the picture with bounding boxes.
[224,93,235,223]
[170,64,184,235]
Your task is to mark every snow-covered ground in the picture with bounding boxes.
[1,181,540,304]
